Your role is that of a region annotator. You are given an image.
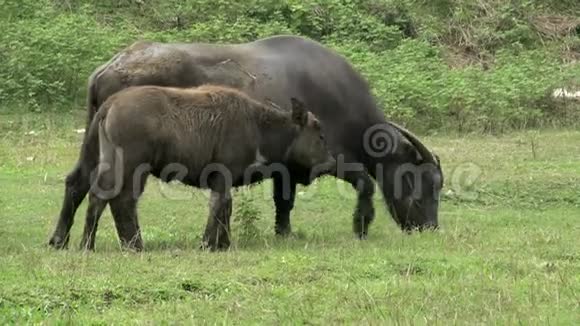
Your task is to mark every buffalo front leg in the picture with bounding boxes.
[335,164,376,239]
[49,161,91,249]
[201,190,233,251]
[349,171,376,239]
[273,174,296,236]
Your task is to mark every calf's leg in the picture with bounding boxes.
[109,191,144,251]
[79,152,143,251]
[79,192,108,251]
[201,190,233,251]
[108,169,149,252]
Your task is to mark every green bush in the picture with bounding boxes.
[0,2,133,108]
[336,39,578,131]
[0,0,578,131]
[234,189,262,244]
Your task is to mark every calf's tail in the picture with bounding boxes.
[91,116,124,201]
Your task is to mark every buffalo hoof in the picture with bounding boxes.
[353,225,371,240]
[121,246,143,253]
[79,240,95,252]
[199,239,230,252]
[356,232,368,240]
[48,235,69,250]
[353,205,375,240]
[274,226,292,237]
[402,223,438,234]
[119,239,144,253]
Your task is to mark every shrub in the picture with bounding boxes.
[334,40,578,131]
[234,189,262,244]
[1,0,578,132]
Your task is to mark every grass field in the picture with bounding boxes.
[0,111,579,324]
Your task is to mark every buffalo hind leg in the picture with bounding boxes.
[201,189,233,251]
[49,123,99,249]
[107,159,149,252]
[79,192,108,251]
[79,157,143,251]
[49,161,91,249]
[273,174,296,236]
[109,190,144,252]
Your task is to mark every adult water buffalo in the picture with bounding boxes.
[49,35,443,249]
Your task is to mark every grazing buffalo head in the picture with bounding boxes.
[384,122,444,232]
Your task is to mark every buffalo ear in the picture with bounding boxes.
[290,97,308,127]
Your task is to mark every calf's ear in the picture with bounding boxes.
[290,97,308,127]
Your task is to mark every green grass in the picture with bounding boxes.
[0,111,579,324]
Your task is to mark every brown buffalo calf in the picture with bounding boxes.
[79,85,335,251]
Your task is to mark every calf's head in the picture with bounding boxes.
[285,98,336,175]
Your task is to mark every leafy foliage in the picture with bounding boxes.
[1,0,578,131]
